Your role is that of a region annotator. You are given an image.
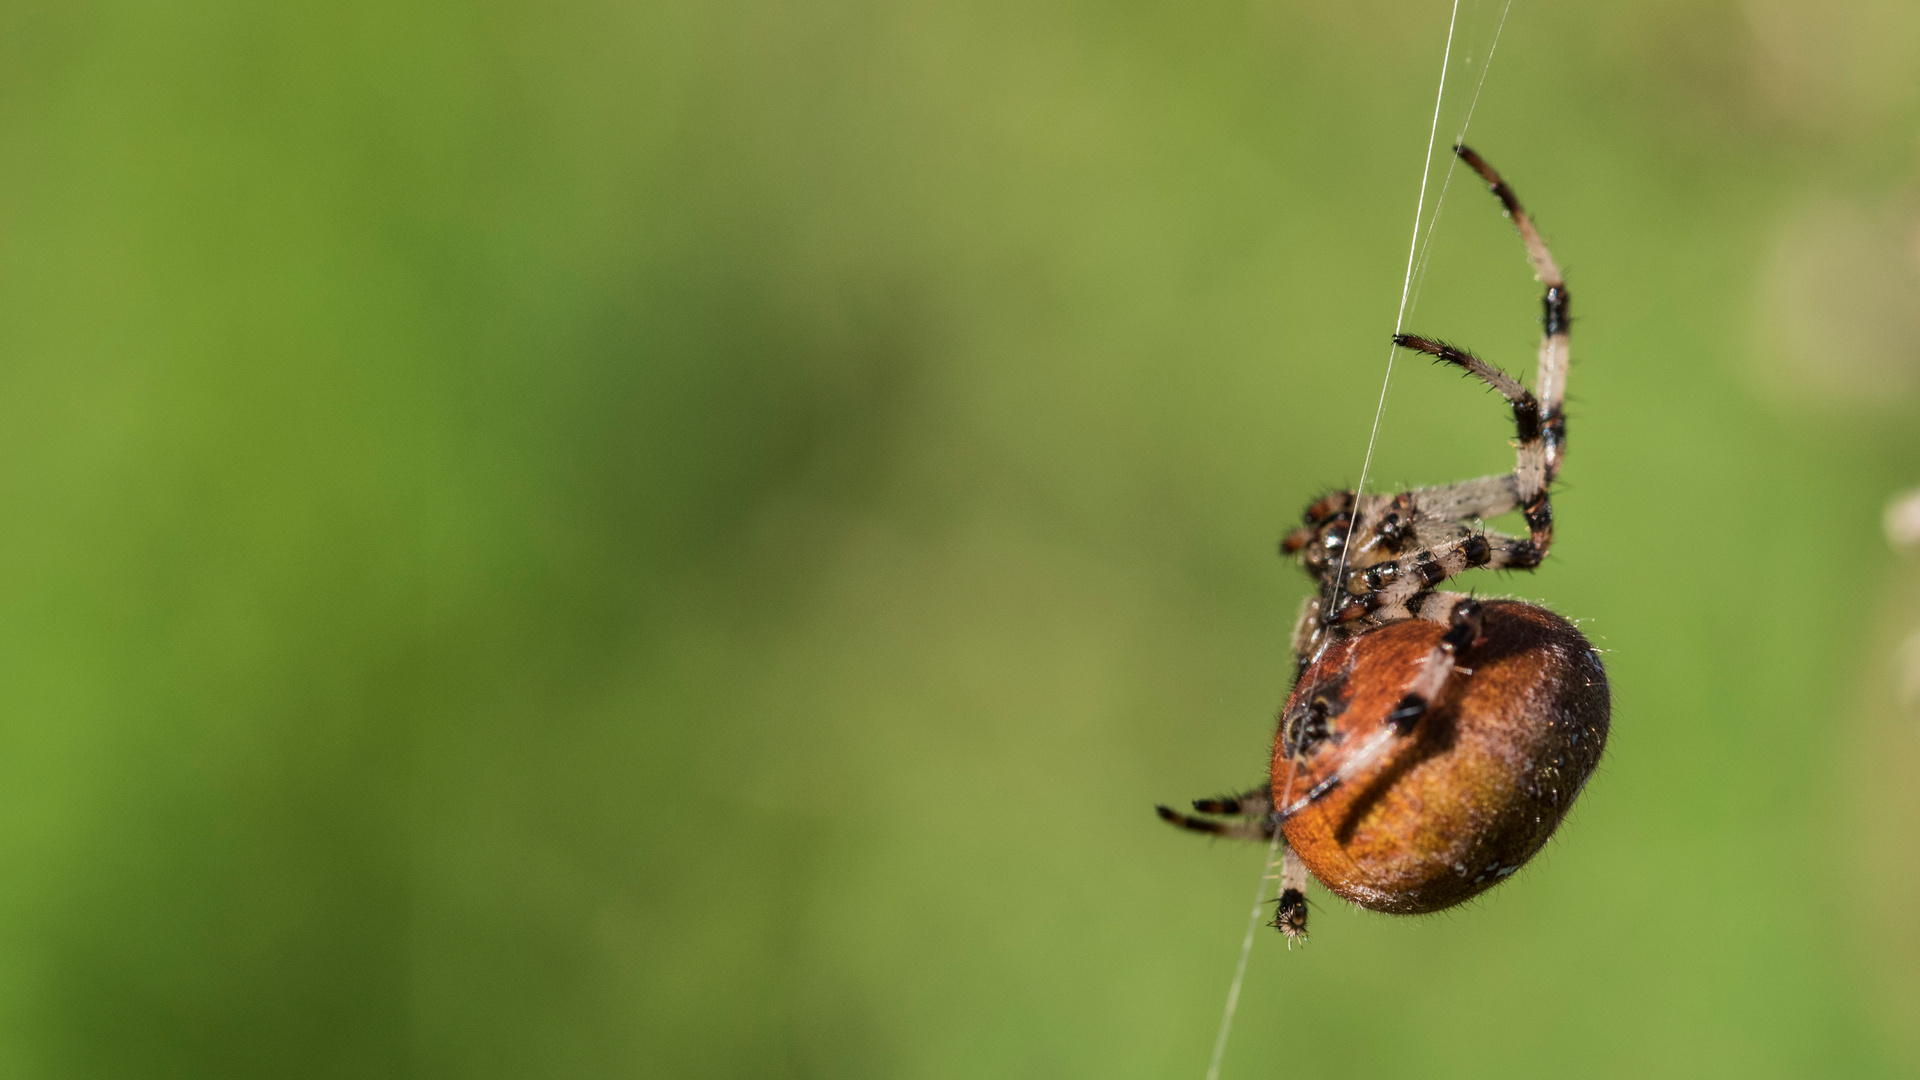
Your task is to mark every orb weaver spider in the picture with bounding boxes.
[1157,145,1610,940]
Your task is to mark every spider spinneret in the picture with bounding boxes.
[1155,145,1610,940]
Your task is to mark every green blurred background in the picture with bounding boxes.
[3,0,1920,1076]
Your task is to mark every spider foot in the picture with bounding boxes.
[1270,887,1309,942]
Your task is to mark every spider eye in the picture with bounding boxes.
[1322,526,1347,551]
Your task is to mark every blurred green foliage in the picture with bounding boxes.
[1,0,1919,1076]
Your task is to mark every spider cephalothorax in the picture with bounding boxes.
[1156,145,1610,940]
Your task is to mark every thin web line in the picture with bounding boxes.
[1330,0,1463,601]
[1200,5,1468,1078]
[1201,828,1280,1080]
[1406,0,1513,318]
[1202,758,1300,1080]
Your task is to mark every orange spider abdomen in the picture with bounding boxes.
[1275,601,1609,914]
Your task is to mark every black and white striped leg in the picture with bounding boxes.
[1456,142,1570,508]
[1155,785,1312,940]
[1287,149,1571,618]
[1190,785,1273,818]
[1385,596,1483,730]
[1156,784,1276,841]
[1411,589,1477,627]
[1279,598,1484,819]
[1333,533,1539,623]
[1154,807,1272,841]
[1392,333,1551,555]
[1270,846,1310,942]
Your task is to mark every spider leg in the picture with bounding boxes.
[1393,334,1532,405]
[1154,803,1274,841]
[1407,474,1523,523]
[1455,144,1568,417]
[1332,531,1538,624]
[1388,595,1484,719]
[1288,149,1570,616]
[1407,589,1479,626]
[1279,597,1484,817]
[1281,491,1353,561]
[1289,594,1323,680]
[1189,785,1273,817]
[1155,785,1313,939]
[1271,846,1310,941]
[1248,152,1575,932]
[1458,142,1569,526]
[1391,333,1551,557]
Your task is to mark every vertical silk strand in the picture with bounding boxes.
[1197,2,1494,1077]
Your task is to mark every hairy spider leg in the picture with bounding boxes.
[1155,786,1313,940]
[1270,847,1309,941]
[1455,141,1568,529]
[1159,150,1580,938]
[1189,786,1274,817]
[1156,783,1276,840]
[1335,533,1537,623]
[1154,805,1274,842]
[1323,144,1571,625]
[1277,597,1484,816]
[1264,149,1572,828]
[1156,782,1276,842]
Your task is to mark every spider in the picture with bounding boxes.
[1156,145,1611,941]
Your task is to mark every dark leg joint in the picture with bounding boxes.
[1416,555,1446,587]
[1441,598,1482,652]
[1376,512,1410,553]
[1543,410,1567,473]
[1511,399,1541,441]
[1508,540,1543,569]
[1543,285,1570,337]
[1362,561,1402,592]
[1544,410,1566,444]
[1522,496,1553,533]
[1462,534,1491,566]
[1271,888,1308,940]
[1386,693,1427,734]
